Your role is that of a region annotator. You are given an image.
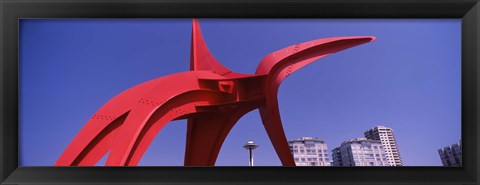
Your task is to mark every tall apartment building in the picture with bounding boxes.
[364,126,403,166]
[288,137,331,166]
[331,138,389,166]
[438,140,462,167]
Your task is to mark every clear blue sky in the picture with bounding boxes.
[19,19,461,166]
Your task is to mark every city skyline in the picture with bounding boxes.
[19,19,461,166]
[293,125,401,166]
[288,125,459,166]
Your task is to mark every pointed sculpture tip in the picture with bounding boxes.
[356,36,376,43]
[192,19,202,33]
[352,36,376,42]
[355,36,376,42]
[192,18,199,26]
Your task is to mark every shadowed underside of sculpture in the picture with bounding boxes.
[55,19,375,166]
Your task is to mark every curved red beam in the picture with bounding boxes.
[55,19,375,166]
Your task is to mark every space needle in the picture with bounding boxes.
[243,140,259,166]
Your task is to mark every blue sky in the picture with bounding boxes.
[19,19,461,166]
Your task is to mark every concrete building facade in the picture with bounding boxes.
[364,126,403,166]
[331,138,389,166]
[288,137,331,166]
[438,140,462,167]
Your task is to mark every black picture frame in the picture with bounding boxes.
[1,0,479,184]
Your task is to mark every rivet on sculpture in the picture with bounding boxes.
[55,19,375,166]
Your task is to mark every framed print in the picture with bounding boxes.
[1,0,479,184]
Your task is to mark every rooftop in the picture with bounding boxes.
[288,137,325,143]
[340,137,382,146]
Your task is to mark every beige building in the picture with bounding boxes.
[332,138,389,166]
[364,126,403,166]
[288,137,331,166]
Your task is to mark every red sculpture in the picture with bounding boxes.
[55,19,375,166]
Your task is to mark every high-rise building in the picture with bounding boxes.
[364,126,403,166]
[288,137,331,166]
[438,140,462,167]
[331,138,389,166]
[331,147,343,166]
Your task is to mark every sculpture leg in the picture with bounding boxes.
[184,106,255,166]
[71,113,127,166]
[259,102,296,166]
[54,79,159,166]
[105,90,227,166]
